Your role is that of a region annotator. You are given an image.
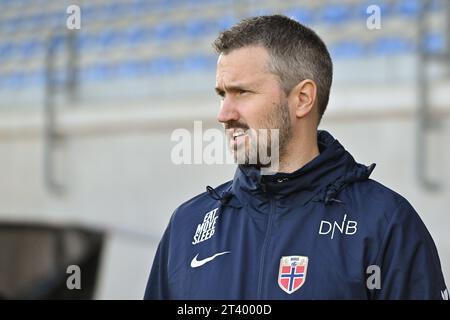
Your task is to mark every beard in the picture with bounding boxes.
[228,99,293,169]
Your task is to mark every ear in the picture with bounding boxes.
[289,79,317,119]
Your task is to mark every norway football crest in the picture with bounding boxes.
[278,256,308,294]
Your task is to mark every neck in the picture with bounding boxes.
[277,130,319,174]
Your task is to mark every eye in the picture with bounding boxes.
[216,90,225,99]
[237,89,248,96]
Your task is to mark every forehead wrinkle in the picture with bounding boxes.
[216,48,271,87]
[216,71,267,92]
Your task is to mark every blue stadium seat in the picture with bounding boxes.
[131,0,171,13]
[20,39,44,57]
[182,54,215,72]
[3,71,25,89]
[0,17,6,31]
[125,26,153,46]
[28,69,46,87]
[320,3,354,24]
[29,12,47,29]
[371,36,415,55]
[46,10,66,28]
[103,2,127,19]
[3,16,22,33]
[395,0,421,16]
[116,59,147,77]
[185,19,214,38]
[97,29,122,48]
[130,0,152,15]
[152,23,181,42]
[330,40,365,59]
[47,34,66,52]
[148,57,177,75]
[78,32,96,50]
[285,7,315,25]
[80,4,100,22]
[86,1,130,21]
[81,63,114,82]
[424,32,446,54]
[216,15,236,31]
[184,0,204,7]
[0,42,14,59]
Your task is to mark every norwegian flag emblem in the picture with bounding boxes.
[278,256,308,294]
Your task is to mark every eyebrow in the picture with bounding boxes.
[214,83,254,95]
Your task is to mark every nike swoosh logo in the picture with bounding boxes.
[190,251,230,268]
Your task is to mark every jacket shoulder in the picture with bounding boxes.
[171,180,233,222]
[344,178,417,223]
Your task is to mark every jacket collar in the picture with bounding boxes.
[230,130,375,206]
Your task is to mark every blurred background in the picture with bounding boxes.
[0,0,449,299]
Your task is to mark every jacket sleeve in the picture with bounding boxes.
[373,199,448,300]
[143,219,172,300]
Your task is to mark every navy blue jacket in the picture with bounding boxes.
[145,130,448,299]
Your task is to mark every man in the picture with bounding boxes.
[144,15,448,299]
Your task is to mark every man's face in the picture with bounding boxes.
[215,46,293,167]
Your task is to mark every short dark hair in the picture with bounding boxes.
[212,15,333,123]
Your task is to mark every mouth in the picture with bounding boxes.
[232,130,248,141]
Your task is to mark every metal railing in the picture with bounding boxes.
[415,0,450,191]
[43,30,79,196]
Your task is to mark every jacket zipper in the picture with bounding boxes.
[256,193,275,299]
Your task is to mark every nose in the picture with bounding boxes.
[217,97,240,124]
